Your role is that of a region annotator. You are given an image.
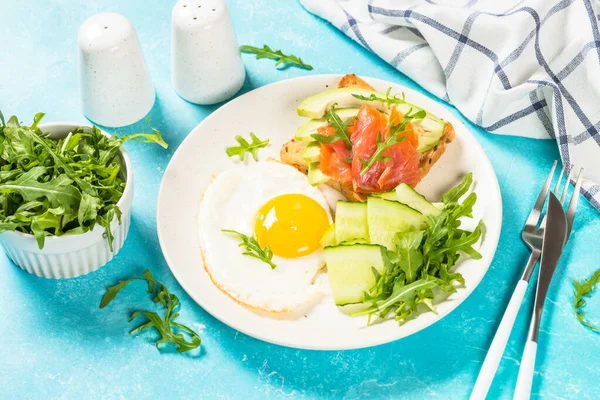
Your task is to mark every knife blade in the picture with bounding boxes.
[513,193,569,400]
[531,192,568,342]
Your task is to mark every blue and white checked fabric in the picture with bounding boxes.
[300,0,600,209]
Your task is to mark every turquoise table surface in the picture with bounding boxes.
[1,0,599,399]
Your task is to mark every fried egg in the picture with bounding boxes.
[197,161,332,313]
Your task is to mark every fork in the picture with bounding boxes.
[470,162,582,399]
[513,170,583,399]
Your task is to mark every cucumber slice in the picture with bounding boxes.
[335,201,369,243]
[395,183,441,216]
[296,88,445,153]
[367,197,424,250]
[307,162,329,186]
[373,191,397,201]
[324,244,385,305]
[321,223,336,247]
[302,141,321,163]
[294,108,359,141]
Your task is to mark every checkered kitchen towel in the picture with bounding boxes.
[300,0,600,209]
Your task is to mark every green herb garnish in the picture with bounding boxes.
[222,229,276,269]
[100,269,201,353]
[240,44,312,70]
[0,112,167,249]
[573,268,600,331]
[240,44,313,70]
[310,105,355,156]
[352,88,406,106]
[358,132,405,176]
[358,109,426,176]
[354,174,483,323]
[225,132,269,162]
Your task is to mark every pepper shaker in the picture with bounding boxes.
[78,12,155,127]
[171,0,245,105]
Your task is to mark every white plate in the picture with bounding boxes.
[157,75,502,350]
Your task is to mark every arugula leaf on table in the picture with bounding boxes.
[221,229,277,269]
[119,118,168,149]
[310,105,355,155]
[354,174,483,324]
[240,44,313,70]
[0,111,167,249]
[573,268,600,331]
[100,269,201,353]
[225,132,270,162]
[358,109,426,176]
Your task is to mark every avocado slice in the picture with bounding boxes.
[307,162,329,185]
[294,108,359,142]
[297,87,446,153]
[302,141,321,163]
[297,87,384,118]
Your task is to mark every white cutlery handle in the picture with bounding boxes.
[514,340,537,400]
[470,280,528,400]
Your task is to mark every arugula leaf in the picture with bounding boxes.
[352,88,406,106]
[358,109,426,176]
[100,269,201,353]
[222,229,277,269]
[395,231,424,284]
[30,211,62,249]
[225,133,270,162]
[240,44,313,70]
[573,268,600,331]
[354,275,440,318]
[391,110,426,135]
[0,169,80,208]
[310,106,355,153]
[356,175,484,324]
[443,172,473,205]
[120,118,168,149]
[358,132,406,176]
[0,111,167,249]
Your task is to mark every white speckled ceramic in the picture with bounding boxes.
[78,12,155,127]
[0,123,133,279]
[171,0,245,105]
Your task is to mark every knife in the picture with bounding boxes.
[513,193,568,400]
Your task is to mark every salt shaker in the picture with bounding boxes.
[171,0,245,105]
[78,12,155,127]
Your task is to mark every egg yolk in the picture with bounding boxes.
[254,194,329,258]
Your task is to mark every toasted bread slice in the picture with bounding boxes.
[337,74,376,91]
[280,74,455,201]
[280,139,367,201]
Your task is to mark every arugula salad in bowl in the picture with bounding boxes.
[0,111,167,278]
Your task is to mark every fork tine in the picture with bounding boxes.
[565,168,584,241]
[553,164,565,193]
[560,167,573,205]
[524,160,557,228]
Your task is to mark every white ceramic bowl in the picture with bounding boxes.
[0,122,133,279]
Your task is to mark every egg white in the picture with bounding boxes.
[197,161,333,313]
